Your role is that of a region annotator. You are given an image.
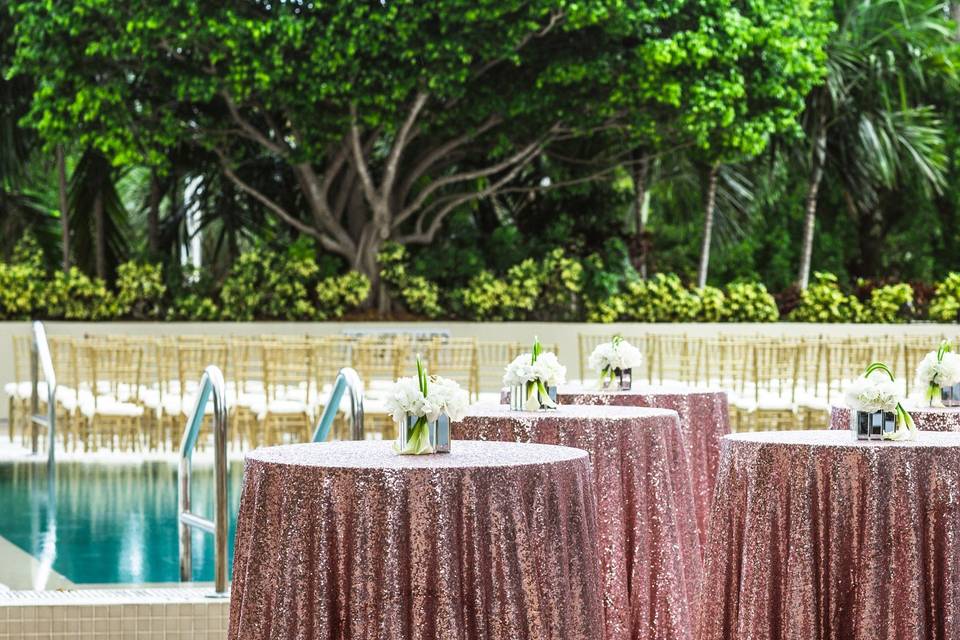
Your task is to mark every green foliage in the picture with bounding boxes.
[929,273,960,322]
[114,262,166,319]
[459,264,540,322]
[456,248,586,321]
[220,248,368,321]
[722,282,780,322]
[696,286,727,322]
[0,236,45,319]
[44,268,117,320]
[167,294,220,322]
[379,243,443,319]
[789,272,864,322]
[620,274,702,322]
[316,272,371,320]
[864,282,914,323]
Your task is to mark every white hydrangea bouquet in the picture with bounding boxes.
[588,335,642,390]
[844,361,916,441]
[503,337,566,411]
[388,356,469,455]
[915,340,960,407]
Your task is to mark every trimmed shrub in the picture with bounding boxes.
[115,262,166,319]
[696,286,727,322]
[379,243,443,318]
[44,268,118,320]
[864,282,914,323]
[723,282,779,322]
[620,274,702,322]
[788,272,864,323]
[929,273,960,322]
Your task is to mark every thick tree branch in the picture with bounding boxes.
[394,115,503,213]
[395,129,555,227]
[398,140,547,243]
[381,91,429,198]
[220,90,289,157]
[292,162,357,254]
[349,104,380,207]
[213,148,320,240]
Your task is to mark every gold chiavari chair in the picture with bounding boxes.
[476,341,524,394]
[738,340,799,432]
[578,334,613,382]
[254,341,315,446]
[424,337,479,400]
[230,337,266,448]
[5,335,32,443]
[353,337,410,391]
[79,339,145,451]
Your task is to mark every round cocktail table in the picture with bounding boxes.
[228,440,603,640]
[455,404,700,640]
[699,430,960,640]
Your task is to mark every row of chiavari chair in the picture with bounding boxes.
[5,334,557,452]
[578,333,956,432]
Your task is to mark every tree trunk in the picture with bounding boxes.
[797,121,828,290]
[56,144,70,272]
[696,164,720,288]
[953,2,960,40]
[633,153,651,279]
[93,189,106,280]
[148,170,161,257]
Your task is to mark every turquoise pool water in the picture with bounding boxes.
[0,458,243,586]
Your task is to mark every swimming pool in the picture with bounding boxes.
[0,457,243,588]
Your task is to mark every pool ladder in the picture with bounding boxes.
[178,365,230,596]
[312,367,365,442]
[29,321,57,476]
[178,365,364,596]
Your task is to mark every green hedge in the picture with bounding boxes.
[3,237,960,323]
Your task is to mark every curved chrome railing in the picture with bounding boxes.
[30,321,57,472]
[312,367,364,442]
[177,365,229,596]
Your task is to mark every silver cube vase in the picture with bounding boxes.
[396,414,451,454]
[509,384,558,411]
[853,410,896,440]
[602,367,633,391]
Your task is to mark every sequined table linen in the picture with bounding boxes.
[698,430,960,640]
[830,403,960,432]
[454,404,701,640]
[555,383,730,544]
[228,440,603,640]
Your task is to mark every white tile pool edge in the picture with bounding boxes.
[0,587,229,639]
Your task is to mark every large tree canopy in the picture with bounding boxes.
[10,0,832,307]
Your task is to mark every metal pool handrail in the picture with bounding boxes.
[312,367,364,442]
[177,365,229,596]
[30,321,57,472]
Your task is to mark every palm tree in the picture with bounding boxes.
[795,0,955,289]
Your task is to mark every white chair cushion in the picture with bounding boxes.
[253,399,309,421]
[80,396,144,419]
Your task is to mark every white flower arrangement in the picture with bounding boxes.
[915,340,960,407]
[503,337,566,410]
[389,357,468,454]
[844,374,902,414]
[588,336,642,386]
[844,361,916,441]
[502,351,567,388]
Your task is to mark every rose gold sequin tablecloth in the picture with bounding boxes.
[559,383,729,545]
[830,403,960,432]
[228,440,603,640]
[454,404,701,640]
[698,430,960,640]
